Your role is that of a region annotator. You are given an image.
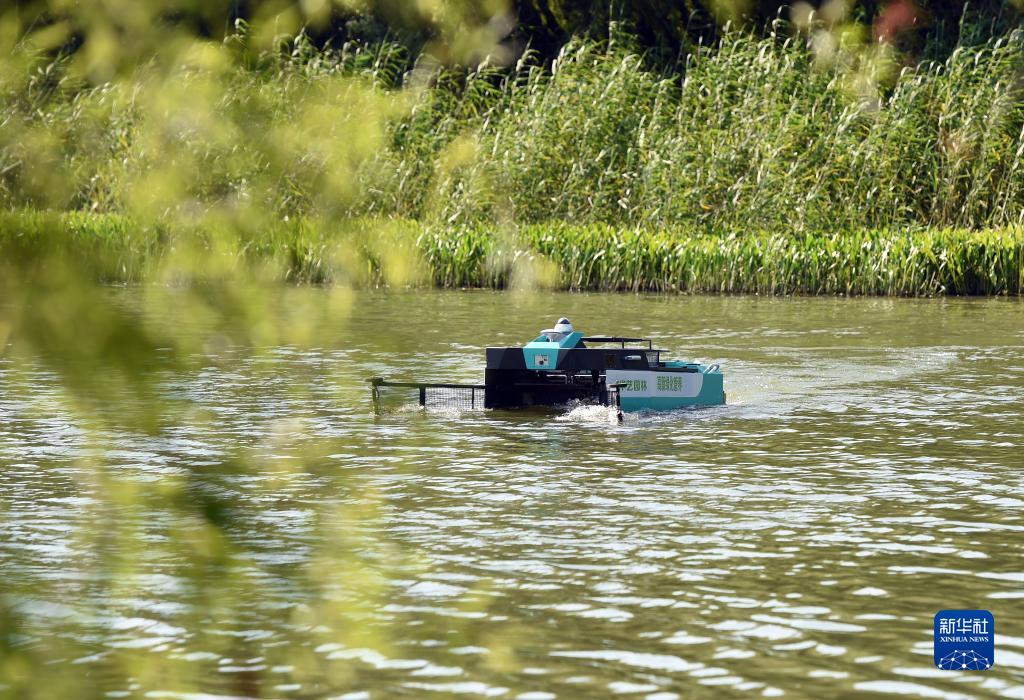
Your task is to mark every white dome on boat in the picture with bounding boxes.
[541,317,574,341]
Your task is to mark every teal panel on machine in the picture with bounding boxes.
[617,370,724,412]
[523,331,583,370]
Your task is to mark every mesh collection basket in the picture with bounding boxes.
[370,378,485,413]
[421,385,483,409]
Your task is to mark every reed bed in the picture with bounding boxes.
[6,26,1024,233]
[3,212,1020,295]
[4,25,1024,294]
[518,223,1024,295]
[417,28,1024,232]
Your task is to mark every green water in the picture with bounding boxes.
[1,290,1022,699]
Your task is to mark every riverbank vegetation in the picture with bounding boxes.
[4,211,1021,295]
[8,22,1024,230]
[4,9,1024,295]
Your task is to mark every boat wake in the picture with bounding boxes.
[557,402,623,425]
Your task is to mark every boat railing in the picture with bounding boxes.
[582,336,653,349]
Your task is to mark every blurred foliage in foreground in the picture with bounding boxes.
[0,4,512,699]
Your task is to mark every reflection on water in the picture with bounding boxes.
[1,291,1023,698]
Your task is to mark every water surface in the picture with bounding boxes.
[1,291,1022,699]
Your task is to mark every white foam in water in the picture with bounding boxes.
[556,402,623,425]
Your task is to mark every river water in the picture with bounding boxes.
[1,290,1022,699]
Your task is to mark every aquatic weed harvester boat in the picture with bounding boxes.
[369,318,724,417]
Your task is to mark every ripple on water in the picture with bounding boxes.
[1,293,1022,698]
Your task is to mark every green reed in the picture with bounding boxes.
[425,27,1024,232]
[6,24,1024,235]
[6,22,1024,295]
[4,212,1020,295]
[520,223,1024,295]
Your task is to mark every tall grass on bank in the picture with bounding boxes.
[4,212,1020,295]
[518,223,1024,295]
[4,23,1024,296]
[389,27,1024,231]
[4,26,1024,233]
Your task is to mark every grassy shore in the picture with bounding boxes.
[3,211,1020,295]
[4,26,1024,295]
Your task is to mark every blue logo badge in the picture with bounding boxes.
[934,610,994,670]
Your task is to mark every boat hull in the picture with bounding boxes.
[606,368,725,411]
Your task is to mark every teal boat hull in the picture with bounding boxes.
[607,365,725,412]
